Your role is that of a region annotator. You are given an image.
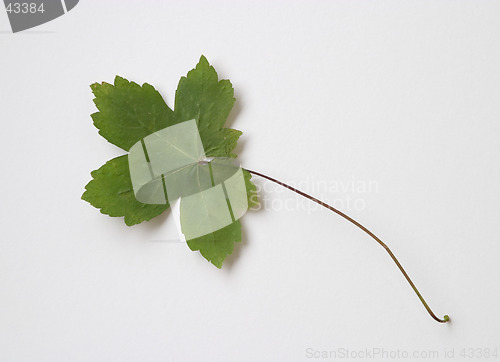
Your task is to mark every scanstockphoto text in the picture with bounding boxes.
[305,346,498,360]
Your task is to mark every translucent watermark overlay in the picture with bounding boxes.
[128,120,248,240]
[251,176,379,213]
[132,122,380,242]
[305,347,498,360]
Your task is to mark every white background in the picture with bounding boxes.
[1,1,500,361]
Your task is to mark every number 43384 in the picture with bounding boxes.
[459,348,498,359]
[6,3,45,14]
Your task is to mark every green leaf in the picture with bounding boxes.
[83,56,258,267]
[186,220,242,268]
[91,76,175,151]
[174,55,241,158]
[82,155,169,226]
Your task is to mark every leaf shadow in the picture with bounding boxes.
[146,208,171,228]
[226,89,243,129]
[140,207,172,240]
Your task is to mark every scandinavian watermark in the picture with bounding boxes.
[251,175,379,213]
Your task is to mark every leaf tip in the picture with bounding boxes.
[114,75,128,86]
[199,54,209,65]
